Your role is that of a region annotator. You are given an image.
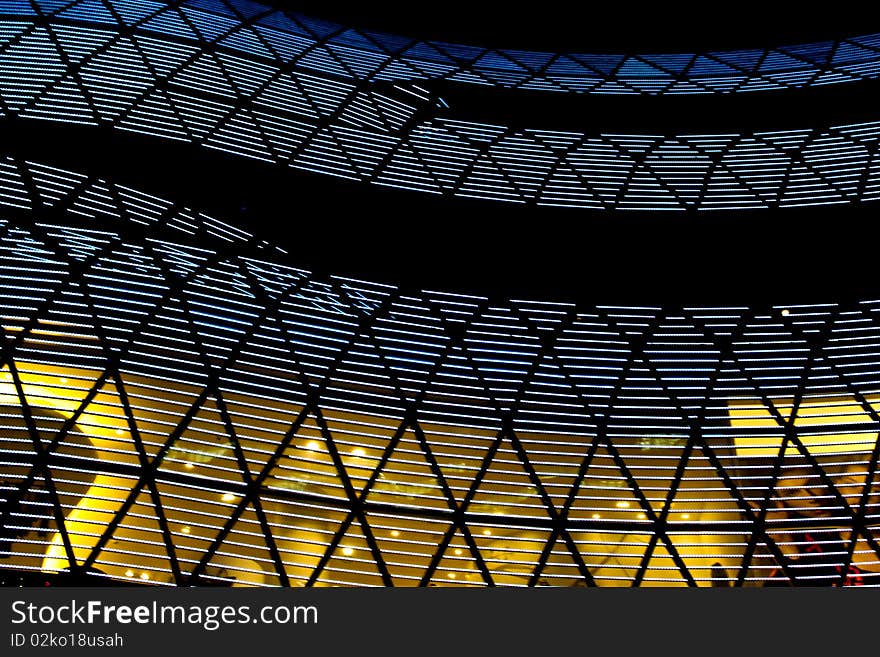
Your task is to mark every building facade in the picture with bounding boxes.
[0,0,878,586]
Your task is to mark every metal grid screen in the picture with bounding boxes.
[3,0,880,95]
[0,1,879,210]
[0,156,878,586]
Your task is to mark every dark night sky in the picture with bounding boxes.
[286,1,870,53]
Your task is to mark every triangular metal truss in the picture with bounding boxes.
[0,154,877,586]
[0,1,878,209]
[6,0,880,95]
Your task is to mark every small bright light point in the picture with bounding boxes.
[637,513,647,520]
[390,530,400,537]
[592,513,601,519]
[115,429,124,436]
[681,513,691,520]
[305,440,320,451]
[454,548,463,556]
[139,573,150,580]
[184,463,194,470]
[181,526,191,534]
[341,547,354,556]
[124,569,134,577]
[482,529,491,536]
[221,493,236,502]
[351,447,366,457]
[59,378,68,384]
[448,572,456,579]
[781,309,790,316]
[615,501,630,508]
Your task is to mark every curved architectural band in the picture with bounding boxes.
[2,0,880,96]
[0,2,879,210]
[0,156,877,586]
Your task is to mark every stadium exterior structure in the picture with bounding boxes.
[0,0,878,586]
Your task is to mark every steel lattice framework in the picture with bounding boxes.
[3,0,880,95]
[0,1,880,210]
[0,155,877,586]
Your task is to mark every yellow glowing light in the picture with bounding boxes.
[351,447,366,457]
[728,395,880,458]
[781,309,790,316]
[681,514,691,520]
[139,573,150,581]
[615,501,630,509]
[28,358,797,585]
[448,572,456,579]
[59,378,68,384]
